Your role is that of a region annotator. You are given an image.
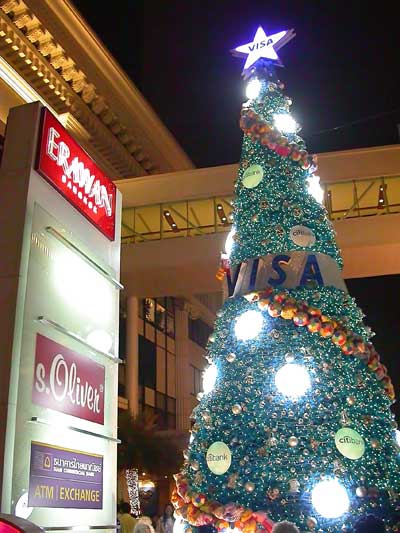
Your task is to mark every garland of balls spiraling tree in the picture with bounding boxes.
[172,26,400,533]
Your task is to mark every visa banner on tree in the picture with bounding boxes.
[226,251,347,297]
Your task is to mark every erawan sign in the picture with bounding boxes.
[36,109,116,240]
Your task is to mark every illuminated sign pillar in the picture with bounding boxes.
[0,102,122,532]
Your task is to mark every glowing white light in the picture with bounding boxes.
[235,310,263,341]
[275,363,311,398]
[224,227,235,257]
[189,432,194,443]
[274,113,297,133]
[312,479,349,518]
[203,363,218,394]
[86,329,113,353]
[15,492,33,519]
[246,78,261,99]
[173,516,186,533]
[53,250,112,321]
[395,430,400,447]
[307,175,324,204]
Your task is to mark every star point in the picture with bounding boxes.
[232,26,295,72]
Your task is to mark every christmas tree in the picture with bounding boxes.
[172,27,400,532]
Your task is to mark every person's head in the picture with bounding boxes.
[163,504,174,519]
[134,523,151,533]
[354,514,385,533]
[120,502,131,515]
[272,521,300,533]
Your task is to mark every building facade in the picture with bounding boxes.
[0,0,399,518]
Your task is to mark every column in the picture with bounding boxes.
[175,299,191,431]
[126,295,139,416]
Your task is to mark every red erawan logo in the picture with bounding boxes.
[36,108,116,240]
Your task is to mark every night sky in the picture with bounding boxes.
[71,0,400,416]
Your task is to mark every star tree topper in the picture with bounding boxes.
[232,26,295,73]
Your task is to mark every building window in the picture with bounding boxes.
[137,298,177,430]
[141,297,175,338]
[188,317,213,348]
[190,365,202,396]
[139,335,156,389]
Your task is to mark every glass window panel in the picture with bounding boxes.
[134,205,161,241]
[156,347,166,394]
[167,352,176,398]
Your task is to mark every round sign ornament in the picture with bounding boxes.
[206,441,232,475]
[335,428,365,460]
[290,225,316,247]
[242,164,264,189]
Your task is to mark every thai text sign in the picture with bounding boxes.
[28,442,103,509]
[32,334,105,425]
[36,108,116,240]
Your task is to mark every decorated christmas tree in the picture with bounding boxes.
[172,27,400,532]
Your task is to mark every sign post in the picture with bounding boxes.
[0,102,122,532]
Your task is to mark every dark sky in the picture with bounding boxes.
[71,0,400,416]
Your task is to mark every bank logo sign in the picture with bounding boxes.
[32,334,105,425]
[36,108,116,240]
[29,442,103,509]
[335,428,365,460]
[206,441,232,475]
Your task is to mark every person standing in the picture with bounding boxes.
[119,502,138,533]
[156,504,175,533]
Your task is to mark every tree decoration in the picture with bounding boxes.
[174,26,400,533]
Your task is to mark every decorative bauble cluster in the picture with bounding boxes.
[243,287,395,401]
[239,106,316,171]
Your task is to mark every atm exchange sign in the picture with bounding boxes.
[36,108,116,240]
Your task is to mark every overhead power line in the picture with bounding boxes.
[307,107,400,137]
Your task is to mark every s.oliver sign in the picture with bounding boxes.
[36,108,116,240]
[32,334,105,425]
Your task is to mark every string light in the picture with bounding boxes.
[235,309,263,340]
[246,78,261,99]
[273,113,298,133]
[203,363,218,394]
[311,479,349,518]
[307,175,324,204]
[275,363,311,398]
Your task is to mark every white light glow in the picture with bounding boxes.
[312,479,349,518]
[54,250,113,321]
[15,492,33,519]
[396,430,400,447]
[203,363,218,394]
[246,78,261,99]
[274,113,297,133]
[224,227,235,258]
[86,329,113,353]
[307,175,324,204]
[173,516,186,533]
[275,363,311,398]
[235,310,263,341]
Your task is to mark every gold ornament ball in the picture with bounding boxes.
[370,439,381,449]
[356,486,368,497]
[251,214,259,222]
[288,436,298,447]
[306,517,317,529]
[232,404,242,415]
[346,396,356,406]
[244,481,255,493]
[226,352,236,363]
